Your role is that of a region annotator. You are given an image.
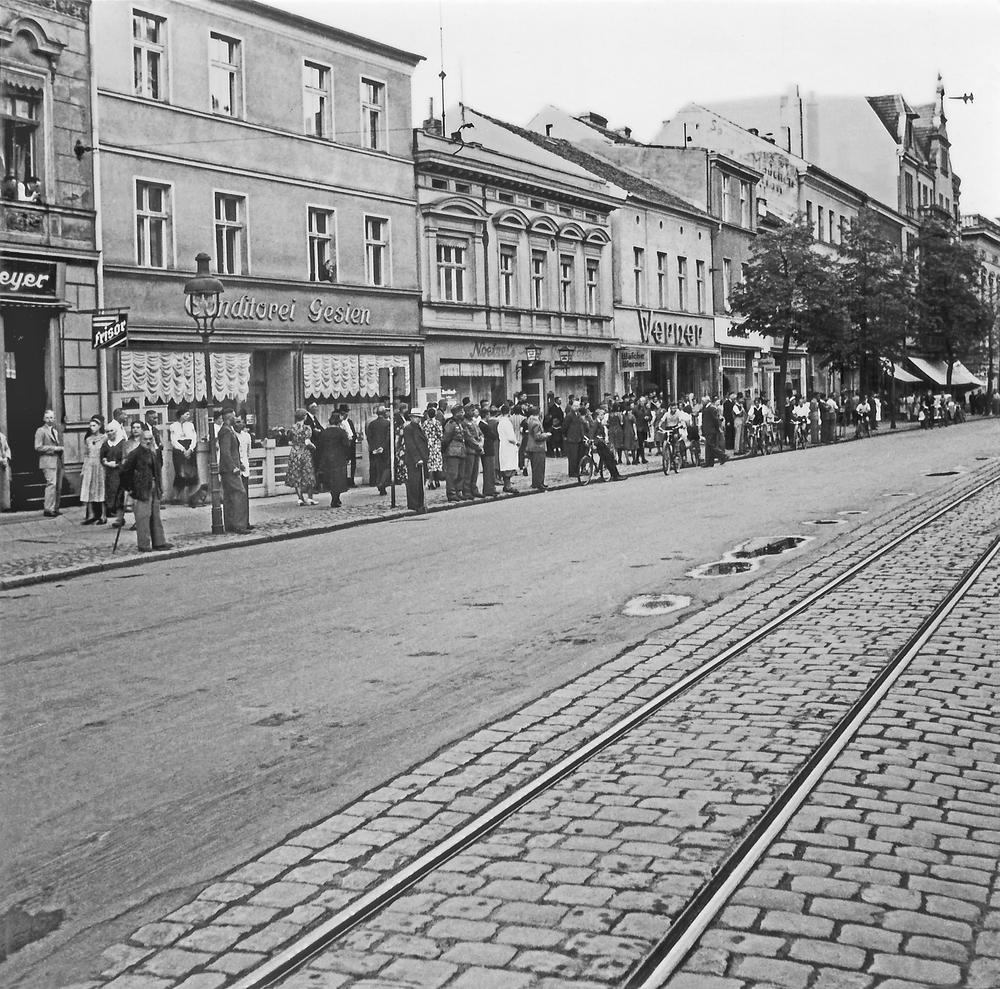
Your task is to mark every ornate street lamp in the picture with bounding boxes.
[550,344,574,377]
[524,345,542,363]
[183,252,225,535]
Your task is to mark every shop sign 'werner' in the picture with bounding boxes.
[637,311,707,348]
[218,295,372,325]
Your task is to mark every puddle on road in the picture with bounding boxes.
[925,470,961,476]
[838,510,869,516]
[688,532,814,580]
[732,536,809,559]
[802,519,848,526]
[883,492,915,498]
[622,593,692,616]
[0,905,65,961]
[692,560,756,576]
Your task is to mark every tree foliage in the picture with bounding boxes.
[728,215,845,411]
[914,216,993,386]
[836,207,916,388]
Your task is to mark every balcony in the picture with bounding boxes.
[0,201,97,253]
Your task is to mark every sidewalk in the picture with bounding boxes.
[0,418,926,589]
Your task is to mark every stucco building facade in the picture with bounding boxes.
[1,0,99,509]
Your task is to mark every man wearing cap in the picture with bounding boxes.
[365,406,392,495]
[402,407,429,512]
[217,408,250,532]
[441,404,467,501]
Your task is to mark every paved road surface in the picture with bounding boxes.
[2,421,997,987]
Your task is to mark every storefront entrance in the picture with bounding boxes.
[3,306,52,510]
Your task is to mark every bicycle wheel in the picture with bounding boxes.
[578,454,595,485]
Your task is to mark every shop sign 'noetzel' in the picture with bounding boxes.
[217,295,372,325]
[637,310,707,347]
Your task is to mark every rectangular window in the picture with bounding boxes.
[695,259,706,313]
[722,174,733,223]
[499,245,517,306]
[361,77,385,151]
[365,215,389,286]
[817,207,825,242]
[633,247,644,306]
[806,200,813,235]
[740,182,751,227]
[559,254,575,311]
[905,173,914,215]
[133,10,165,100]
[585,258,600,315]
[656,252,667,308]
[303,61,331,138]
[722,258,732,309]
[741,262,749,284]
[840,215,847,242]
[308,207,336,282]
[215,193,245,275]
[209,33,241,117]
[677,256,688,311]
[2,89,40,187]
[437,242,466,302]
[531,250,546,309]
[136,181,170,268]
[829,210,836,244]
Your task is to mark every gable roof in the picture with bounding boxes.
[470,107,713,222]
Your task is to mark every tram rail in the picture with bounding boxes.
[216,469,1000,989]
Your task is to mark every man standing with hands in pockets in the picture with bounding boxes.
[35,409,64,517]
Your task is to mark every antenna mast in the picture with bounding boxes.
[439,2,447,137]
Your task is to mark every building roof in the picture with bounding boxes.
[471,107,714,223]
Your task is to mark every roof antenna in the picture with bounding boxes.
[438,1,447,138]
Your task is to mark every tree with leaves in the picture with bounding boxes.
[728,215,845,421]
[914,216,993,388]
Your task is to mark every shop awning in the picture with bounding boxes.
[905,357,985,388]
[120,351,251,404]
[440,361,506,377]
[303,353,410,399]
[892,364,923,384]
[552,363,602,376]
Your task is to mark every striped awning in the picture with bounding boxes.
[120,351,250,404]
[303,353,410,399]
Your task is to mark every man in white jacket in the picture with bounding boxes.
[496,404,519,494]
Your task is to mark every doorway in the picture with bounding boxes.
[4,307,51,509]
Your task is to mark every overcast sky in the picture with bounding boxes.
[272,0,1000,218]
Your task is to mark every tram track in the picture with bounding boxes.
[209,469,1000,989]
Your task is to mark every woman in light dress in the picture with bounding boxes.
[80,415,106,524]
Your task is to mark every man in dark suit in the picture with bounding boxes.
[723,394,736,450]
[402,407,429,512]
[217,409,249,532]
[562,398,585,477]
[365,406,392,495]
[700,395,728,468]
[480,407,500,498]
[304,402,323,479]
[337,404,358,486]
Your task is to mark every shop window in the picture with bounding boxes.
[696,260,706,313]
[365,215,390,286]
[633,247,644,306]
[133,10,166,100]
[656,252,667,308]
[677,256,688,311]
[722,258,732,310]
[2,85,42,195]
[559,254,575,311]
[210,33,241,117]
[585,257,600,315]
[308,207,336,281]
[361,77,385,151]
[136,181,171,268]
[303,61,331,138]
[500,245,517,306]
[531,249,546,309]
[437,241,466,302]
[215,193,246,275]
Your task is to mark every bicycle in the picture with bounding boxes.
[855,414,871,439]
[578,437,596,485]
[661,427,683,475]
[767,419,785,454]
[748,422,768,456]
[793,417,809,450]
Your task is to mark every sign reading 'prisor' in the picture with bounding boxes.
[637,310,707,348]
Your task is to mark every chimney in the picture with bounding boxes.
[545,123,553,137]
[422,98,442,137]
[579,111,609,129]
[619,126,632,140]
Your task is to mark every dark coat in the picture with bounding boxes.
[480,417,499,456]
[403,420,430,473]
[701,403,724,447]
[218,423,241,475]
[317,426,351,494]
[461,418,485,455]
[120,445,162,501]
[563,408,586,443]
[365,415,390,454]
[441,418,467,458]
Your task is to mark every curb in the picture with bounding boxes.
[0,468,660,591]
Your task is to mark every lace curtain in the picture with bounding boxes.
[303,354,411,399]
[120,351,251,404]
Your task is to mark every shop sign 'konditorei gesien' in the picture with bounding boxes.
[217,294,373,325]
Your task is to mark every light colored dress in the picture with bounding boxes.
[80,432,106,503]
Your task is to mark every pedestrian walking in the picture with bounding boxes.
[119,431,172,552]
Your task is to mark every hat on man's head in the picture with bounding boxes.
[376,405,388,414]
[408,407,422,417]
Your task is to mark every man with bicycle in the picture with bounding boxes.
[854,395,872,438]
[591,408,624,481]
[659,401,687,468]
